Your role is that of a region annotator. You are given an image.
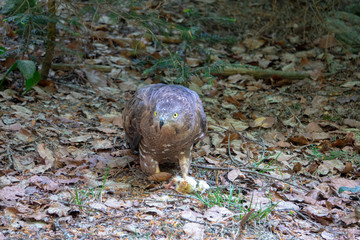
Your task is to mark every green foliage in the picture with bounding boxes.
[1,0,48,37]
[1,0,236,89]
[18,60,41,93]
[126,8,235,84]
[308,145,360,162]
[1,0,37,16]
[253,151,281,172]
[72,166,110,209]
[194,185,277,221]
[1,0,47,92]
[73,187,96,209]
[322,113,341,122]
[291,103,301,110]
[0,57,40,93]
[195,185,244,210]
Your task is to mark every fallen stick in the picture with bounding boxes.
[215,64,310,80]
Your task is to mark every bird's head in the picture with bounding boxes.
[153,97,188,130]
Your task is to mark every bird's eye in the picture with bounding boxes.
[173,112,178,118]
[154,111,157,116]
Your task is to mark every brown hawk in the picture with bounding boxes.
[122,83,207,182]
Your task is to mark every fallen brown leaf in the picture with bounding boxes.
[148,172,173,182]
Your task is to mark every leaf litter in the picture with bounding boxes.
[1,1,360,240]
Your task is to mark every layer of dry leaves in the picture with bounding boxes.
[1,1,360,239]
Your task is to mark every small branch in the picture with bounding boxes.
[213,64,310,80]
[193,164,308,191]
[51,63,113,72]
[239,169,308,191]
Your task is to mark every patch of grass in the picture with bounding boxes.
[253,151,281,173]
[291,103,301,110]
[73,187,96,210]
[323,113,340,122]
[195,184,244,210]
[72,166,110,209]
[194,184,277,221]
[308,145,360,163]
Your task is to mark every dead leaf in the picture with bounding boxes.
[186,57,201,67]
[0,186,25,205]
[92,139,113,151]
[328,178,360,193]
[181,209,204,222]
[183,223,205,240]
[307,162,318,174]
[304,204,330,218]
[148,172,173,182]
[314,34,339,49]
[89,202,107,212]
[288,136,309,145]
[204,205,233,223]
[232,111,247,121]
[83,68,108,88]
[105,198,129,209]
[341,211,360,225]
[11,105,33,115]
[243,38,265,50]
[251,117,275,128]
[112,114,123,128]
[332,133,355,148]
[312,95,328,107]
[224,118,249,131]
[342,162,354,174]
[69,135,91,143]
[15,128,34,142]
[46,203,71,217]
[143,207,165,217]
[98,113,122,126]
[123,223,139,234]
[292,162,302,172]
[228,168,245,182]
[204,156,220,165]
[305,122,323,133]
[224,96,242,107]
[96,127,118,134]
[220,133,239,144]
[37,143,55,169]
[343,119,360,128]
[317,160,345,175]
[275,140,291,148]
[29,175,59,191]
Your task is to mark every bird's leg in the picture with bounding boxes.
[155,161,160,174]
[179,151,191,178]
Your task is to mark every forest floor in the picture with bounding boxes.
[1,1,360,239]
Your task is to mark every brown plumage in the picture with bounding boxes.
[122,83,207,178]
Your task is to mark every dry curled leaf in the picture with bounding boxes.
[288,136,310,145]
[148,172,173,182]
[251,117,275,128]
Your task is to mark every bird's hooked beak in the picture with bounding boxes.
[159,117,165,129]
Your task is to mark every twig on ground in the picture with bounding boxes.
[216,64,310,80]
[54,219,74,240]
[6,146,14,170]
[51,63,113,72]
[193,164,308,191]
